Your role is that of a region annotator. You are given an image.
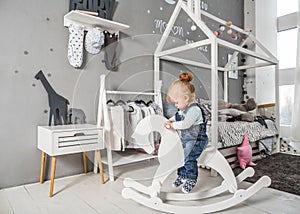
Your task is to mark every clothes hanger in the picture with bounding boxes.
[128,106,134,112]
[146,100,153,106]
[116,99,134,112]
[135,100,147,106]
[116,100,126,105]
[106,99,116,105]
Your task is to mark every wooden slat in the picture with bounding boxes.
[257,103,276,109]
[218,141,263,169]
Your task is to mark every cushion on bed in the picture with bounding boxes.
[219,108,245,117]
[237,132,257,169]
[218,109,254,122]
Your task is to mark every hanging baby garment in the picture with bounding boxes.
[127,102,143,148]
[103,30,118,71]
[108,105,125,151]
[84,27,105,55]
[67,24,84,68]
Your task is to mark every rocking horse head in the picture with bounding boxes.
[132,115,184,183]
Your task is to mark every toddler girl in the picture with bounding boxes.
[164,71,208,193]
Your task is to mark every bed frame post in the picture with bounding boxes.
[223,71,228,102]
[194,0,201,21]
[211,37,218,152]
[154,56,163,111]
[275,63,280,152]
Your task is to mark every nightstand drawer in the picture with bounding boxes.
[56,129,101,147]
[38,124,104,156]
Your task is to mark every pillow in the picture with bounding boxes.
[240,112,254,122]
[237,132,257,169]
[218,115,231,122]
[218,99,231,110]
[219,108,245,117]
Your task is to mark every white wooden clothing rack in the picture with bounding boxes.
[94,75,163,181]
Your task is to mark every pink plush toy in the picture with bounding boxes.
[237,132,256,169]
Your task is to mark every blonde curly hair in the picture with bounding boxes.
[166,71,195,103]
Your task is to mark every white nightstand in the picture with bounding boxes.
[37,124,104,197]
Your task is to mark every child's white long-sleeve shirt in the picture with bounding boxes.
[169,105,203,130]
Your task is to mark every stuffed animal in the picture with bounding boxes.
[218,98,257,122]
[230,98,257,112]
[237,132,257,169]
[68,108,86,124]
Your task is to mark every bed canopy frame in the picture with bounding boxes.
[153,0,279,153]
[122,1,279,213]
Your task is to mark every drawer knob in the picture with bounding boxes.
[74,132,85,136]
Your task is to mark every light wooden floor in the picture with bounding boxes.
[1,159,299,214]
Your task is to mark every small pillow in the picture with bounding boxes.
[237,132,256,169]
[219,108,244,117]
[218,115,231,122]
[218,99,231,109]
[240,112,254,122]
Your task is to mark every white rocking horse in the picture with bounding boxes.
[122,115,271,213]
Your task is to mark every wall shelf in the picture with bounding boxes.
[64,10,130,32]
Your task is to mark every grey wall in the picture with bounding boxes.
[0,0,243,188]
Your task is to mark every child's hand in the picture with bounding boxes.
[164,120,173,129]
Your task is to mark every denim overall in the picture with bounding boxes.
[175,103,208,180]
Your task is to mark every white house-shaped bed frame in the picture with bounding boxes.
[122,1,279,213]
[153,0,279,154]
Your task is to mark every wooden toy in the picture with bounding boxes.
[122,115,271,213]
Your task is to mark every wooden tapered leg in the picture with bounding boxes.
[49,156,57,197]
[83,152,87,174]
[96,150,104,184]
[40,152,46,184]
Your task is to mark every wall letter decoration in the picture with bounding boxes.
[69,0,116,20]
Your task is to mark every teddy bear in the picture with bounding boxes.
[218,98,257,122]
[229,98,257,112]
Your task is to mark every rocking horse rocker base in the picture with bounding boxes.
[121,115,271,214]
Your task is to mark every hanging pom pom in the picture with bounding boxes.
[219,25,226,32]
[231,33,238,40]
[191,24,197,31]
[214,31,221,36]
[226,21,232,26]
[242,34,248,40]
[227,29,232,35]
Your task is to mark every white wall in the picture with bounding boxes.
[244,0,277,105]
[244,0,256,100]
[255,0,277,105]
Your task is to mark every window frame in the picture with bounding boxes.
[277,2,298,126]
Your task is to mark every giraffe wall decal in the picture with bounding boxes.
[35,70,70,125]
